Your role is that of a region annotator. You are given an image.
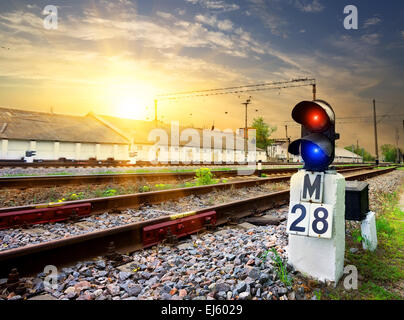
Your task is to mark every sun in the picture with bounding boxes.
[105,80,157,120]
[115,96,152,120]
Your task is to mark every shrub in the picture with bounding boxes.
[139,185,150,192]
[67,192,84,201]
[195,168,217,185]
[103,189,117,197]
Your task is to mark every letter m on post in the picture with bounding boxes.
[301,172,324,203]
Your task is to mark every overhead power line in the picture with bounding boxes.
[156,78,316,100]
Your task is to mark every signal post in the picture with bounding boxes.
[286,100,345,284]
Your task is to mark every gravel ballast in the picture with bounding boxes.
[0,169,402,300]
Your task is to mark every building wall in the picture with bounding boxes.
[0,139,130,161]
[335,156,362,163]
[131,143,266,164]
[4,140,30,159]
[0,138,267,163]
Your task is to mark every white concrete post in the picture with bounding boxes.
[113,144,118,160]
[361,211,377,251]
[75,143,81,160]
[287,170,346,284]
[95,144,100,160]
[30,140,37,152]
[1,139,8,159]
[54,142,60,160]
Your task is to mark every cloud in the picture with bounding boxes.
[361,33,381,45]
[363,17,382,28]
[185,0,240,12]
[217,19,233,31]
[0,4,266,66]
[401,31,404,39]
[156,11,174,19]
[176,9,186,16]
[247,0,289,37]
[195,14,233,31]
[295,0,324,13]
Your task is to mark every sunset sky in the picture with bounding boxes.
[0,0,403,154]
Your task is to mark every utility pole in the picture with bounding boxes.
[285,125,290,163]
[312,84,316,100]
[242,97,251,162]
[351,144,355,162]
[373,99,379,165]
[395,128,400,163]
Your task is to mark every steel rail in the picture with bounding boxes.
[0,166,374,224]
[0,165,374,189]
[0,159,382,168]
[0,166,397,277]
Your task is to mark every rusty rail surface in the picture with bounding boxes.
[0,166,374,230]
[0,164,374,189]
[0,159,380,168]
[0,166,397,277]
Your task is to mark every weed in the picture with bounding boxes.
[360,281,402,300]
[314,289,322,300]
[67,192,84,201]
[269,248,292,286]
[376,216,395,235]
[184,181,196,188]
[155,184,171,190]
[95,189,104,198]
[103,188,117,197]
[351,229,363,244]
[139,185,151,192]
[195,168,217,185]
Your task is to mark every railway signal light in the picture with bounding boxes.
[288,100,339,171]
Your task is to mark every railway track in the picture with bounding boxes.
[0,160,295,168]
[0,164,374,189]
[0,159,380,169]
[0,166,397,277]
[0,166,375,229]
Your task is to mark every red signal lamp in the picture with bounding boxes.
[292,100,334,132]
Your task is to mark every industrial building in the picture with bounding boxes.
[0,107,266,163]
[267,140,363,163]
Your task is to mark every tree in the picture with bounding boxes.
[380,144,397,162]
[344,145,374,162]
[251,117,277,154]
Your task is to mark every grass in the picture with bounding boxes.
[260,248,292,287]
[50,168,229,203]
[0,166,238,177]
[323,184,404,300]
[270,248,292,286]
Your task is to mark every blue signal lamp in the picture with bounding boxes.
[288,100,338,172]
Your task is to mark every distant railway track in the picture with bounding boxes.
[0,159,381,168]
[0,166,398,277]
[0,164,374,189]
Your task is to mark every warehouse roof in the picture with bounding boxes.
[0,107,129,144]
[335,147,362,159]
[0,107,265,151]
[91,113,264,151]
[275,143,363,159]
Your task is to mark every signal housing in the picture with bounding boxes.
[288,100,339,172]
